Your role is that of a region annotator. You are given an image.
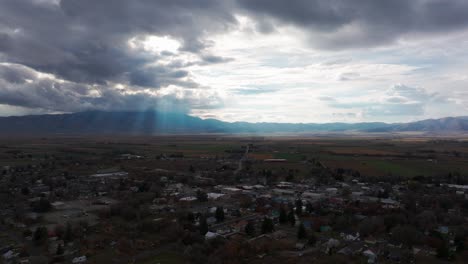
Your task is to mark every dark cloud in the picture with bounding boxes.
[236,0,468,49]
[128,66,196,88]
[1,0,468,115]
[0,0,237,86]
[0,64,223,113]
[200,55,234,64]
[0,0,238,113]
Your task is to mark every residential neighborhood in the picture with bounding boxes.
[1,137,467,263]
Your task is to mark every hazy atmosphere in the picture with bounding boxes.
[1,0,468,123]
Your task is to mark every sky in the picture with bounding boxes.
[0,0,468,123]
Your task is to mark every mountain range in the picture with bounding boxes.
[0,111,467,135]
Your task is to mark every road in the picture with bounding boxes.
[234,144,249,175]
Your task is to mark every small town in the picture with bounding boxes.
[1,137,467,263]
[2,1,468,263]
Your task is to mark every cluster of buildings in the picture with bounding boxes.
[1,147,467,263]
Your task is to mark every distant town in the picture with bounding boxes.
[1,136,467,263]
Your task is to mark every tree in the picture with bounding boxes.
[23,229,33,237]
[286,169,294,181]
[56,244,64,255]
[454,227,466,252]
[245,221,255,237]
[384,214,405,232]
[308,232,317,245]
[196,190,208,202]
[261,217,274,234]
[32,198,51,213]
[297,222,307,240]
[305,202,313,214]
[391,225,422,249]
[215,207,225,223]
[21,187,30,195]
[288,210,296,226]
[64,222,73,243]
[436,241,450,259]
[189,165,196,173]
[33,226,48,245]
[199,216,208,235]
[295,199,303,216]
[279,207,288,224]
[187,212,195,223]
[341,187,351,198]
[54,225,65,240]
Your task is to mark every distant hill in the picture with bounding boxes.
[0,110,467,135]
[366,116,468,132]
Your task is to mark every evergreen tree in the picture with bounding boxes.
[295,199,303,216]
[261,217,274,234]
[436,241,450,259]
[189,165,196,173]
[308,232,317,245]
[56,244,64,255]
[196,190,208,202]
[305,202,313,214]
[288,210,296,226]
[199,216,208,235]
[33,226,48,245]
[215,207,225,223]
[245,221,255,236]
[297,222,307,239]
[279,207,288,224]
[64,222,73,243]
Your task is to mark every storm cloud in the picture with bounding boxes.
[0,0,468,120]
[0,63,223,112]
[236,0,468,49]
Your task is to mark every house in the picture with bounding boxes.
[90,171,128,180]
[271,230,287,239]
[351,192,364,199]
[222,187,242,194]
[386,247,405,262]
[337,242,364,256]
[295,243,305,250]
[324,238,340,254]
[341,232,360,241]
[207,193,225,200]
[72,256,87,263]
[264,159,286,162]
[272,188,295,196]
[437,226,449,235]
[326,188,338,195]
[51,201,65,210]
[179,196,197,202]
[302,191,324,201]
[380,198,400,209]
[207,217,217,225]
[3,250,17,261]
[205,231,219,240]
[231,220,248,232]
[363,249,377,263]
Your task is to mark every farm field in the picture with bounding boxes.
[1,135,467,179]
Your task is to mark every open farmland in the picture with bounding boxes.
[1,135,468,179]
